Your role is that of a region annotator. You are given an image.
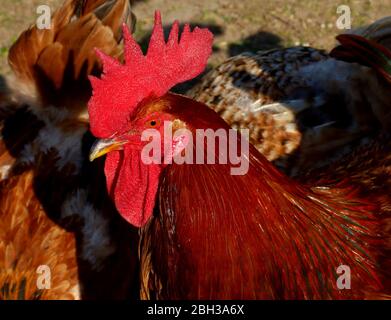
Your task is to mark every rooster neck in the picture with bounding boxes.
[141,142,385,299]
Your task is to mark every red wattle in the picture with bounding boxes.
[105,145,162,227]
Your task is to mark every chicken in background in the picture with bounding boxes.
[0,0,139,299]
[188,17,391,176]
[88,12,391,299]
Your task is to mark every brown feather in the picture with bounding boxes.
[8,0,134,114]
[0,0,139,300]
[0,171,78,300]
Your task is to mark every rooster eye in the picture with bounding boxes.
[146,119,160,127]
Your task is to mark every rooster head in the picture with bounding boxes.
[87,11,213,227]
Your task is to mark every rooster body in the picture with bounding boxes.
[138,93,390,299]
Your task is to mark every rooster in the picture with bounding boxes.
[188,17,391,176]
[0,0,139,300]
[89,12,391,299]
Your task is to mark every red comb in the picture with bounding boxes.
[88,11,214,138]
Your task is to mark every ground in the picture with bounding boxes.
[0,0,390,76]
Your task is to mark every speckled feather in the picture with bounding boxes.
[189,17,391,175]
[189,47,326,168]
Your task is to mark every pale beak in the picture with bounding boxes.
[89,137,127,162]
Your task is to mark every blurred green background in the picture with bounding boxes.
[0,0,390,75]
